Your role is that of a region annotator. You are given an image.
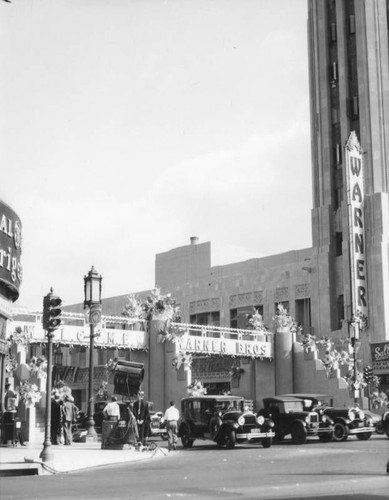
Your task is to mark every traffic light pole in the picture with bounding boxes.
[40,328,54,462]
[40,288,62,462]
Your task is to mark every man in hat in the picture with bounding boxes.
[4,383,16,412]
[133,391,150,446]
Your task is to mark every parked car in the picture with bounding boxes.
[179,395,275,449]
[258,395,334,444]
[149,411,167,439]
[363,409,384,434]
[282,393,375,442]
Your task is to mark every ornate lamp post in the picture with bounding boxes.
[84,266,102,441]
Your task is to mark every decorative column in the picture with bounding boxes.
[274,326,294,395]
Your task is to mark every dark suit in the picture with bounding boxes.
[133,398,150,444]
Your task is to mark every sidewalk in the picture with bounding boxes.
[0,440,168,476]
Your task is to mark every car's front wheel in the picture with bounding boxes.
[356,432,372,440]
[262,437,272,448]
[223,429,236,449]
[333,422,348,442]
[291,423,307,444]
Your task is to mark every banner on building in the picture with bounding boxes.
[371,342,389,373]
[7,320,148,350]
[345,131,368,329]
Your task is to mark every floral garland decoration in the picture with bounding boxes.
[52,381,73,401]
[187,379,207,397]
[8,326,29,348]
[29,356,48,378]
[5,356,18,374]
[272,304,302,336]
[17,381,42,407]
[249,309,271,334]
[229,362,245,379]
[172,352,192,370]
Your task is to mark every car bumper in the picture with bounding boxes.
[236,431,275,440]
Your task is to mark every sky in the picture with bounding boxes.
[1,0,312,310]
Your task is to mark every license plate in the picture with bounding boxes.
[250,428,258,433]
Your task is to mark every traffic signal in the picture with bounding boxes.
[363,366,374,383]
[42,291,62,331]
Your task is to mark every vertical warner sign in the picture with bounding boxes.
[345,131,368,329]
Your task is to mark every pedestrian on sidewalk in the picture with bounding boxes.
[133,391,151,447]
[103,396,120,421]
[61,395,78,445]
[164,401,179,451]
[51,394,62,444]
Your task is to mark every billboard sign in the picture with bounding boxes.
[0,200,23,301]
[345,132,368,329]
[371,342,389,373]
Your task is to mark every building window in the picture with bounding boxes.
[349,15,356,35]
[295,299,311,333]
[190,311,220,327]
[330,23,337,42]
[230,305,263,329]
[337,295,345,328]
[352,96,359,117]
[336,232,343,256]
[275,301,289,315]
[333,144,342,167]
[331,107,339,124]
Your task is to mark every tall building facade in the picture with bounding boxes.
[307,0,389,345]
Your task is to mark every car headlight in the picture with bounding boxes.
[321,415,328,423]
[268,420,275,428]
[348,409,356,421]
[366,417,373,427]
[238,416,245,426]
[357,410,365,420]
[257,415,265,425]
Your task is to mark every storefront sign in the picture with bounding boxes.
[7,320,147,350]
[371,342,389,373]
[345,132,368,329]
[178,335,272,358]
[0,201,23,301]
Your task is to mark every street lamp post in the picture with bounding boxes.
[349,314,361,406]
[84,266,102,441]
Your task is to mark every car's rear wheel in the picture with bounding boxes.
[356,432,372,440]
[318,432,333,442]
[180,425,195,448]
[262,437,272,448]
[333,422,348,442]
[223,429,236,449]
[291,423,307,444]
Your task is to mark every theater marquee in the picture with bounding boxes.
[345,132,368,329]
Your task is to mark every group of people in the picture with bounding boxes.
[51,393,79,446]
[102,391,180,451]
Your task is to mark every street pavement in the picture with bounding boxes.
[0,439,168,476]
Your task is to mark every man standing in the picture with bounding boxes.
[61,395,78,445]
[103,396,121,421]
[164,401,180,451]
[133,391,150,446]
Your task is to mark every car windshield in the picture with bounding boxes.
[215,400,242,412]
[284,401,304,413]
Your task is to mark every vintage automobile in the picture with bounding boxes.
[179,395,275,449]
[149,411,167,439]
[283,393,375,442]
[258,395,334,444]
